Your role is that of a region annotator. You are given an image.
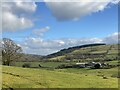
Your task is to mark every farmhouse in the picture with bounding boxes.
[86,62,102,68]
[76,63,86,68]
[76,62,102,69]
[85,62,96,67]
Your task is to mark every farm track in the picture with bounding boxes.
[2,71,44,87]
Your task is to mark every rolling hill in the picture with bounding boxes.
[46,44,118,62]
[17,54,43,62]
[47,43,106,58]
[1,43,118,63]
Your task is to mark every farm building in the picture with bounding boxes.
[76,63,86,68]
[76,62,102,69]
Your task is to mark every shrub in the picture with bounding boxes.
[56,64,74,69]
[56,64,66,69]
[22,63,31,68]
[94,63,101,69]
[39,64,42,67]
[56,64,84,69]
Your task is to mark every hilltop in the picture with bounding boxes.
[47,43,106,58]
[46,44,118,62]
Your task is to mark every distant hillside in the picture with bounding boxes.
[47,44,118,62]
[1,43,118,62]
[17,53,43,62]
[47,43,106,58]
[0,47,43,62]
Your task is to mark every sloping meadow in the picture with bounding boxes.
[2,66,118,88]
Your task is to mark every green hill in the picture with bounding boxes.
[47,44,118,62]
[47,43,106,58]
[7,44,118,62]
[17,54,43,62]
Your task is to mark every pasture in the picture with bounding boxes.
[13,61,75,69]
[13,60,118,68]
[2,65,118,88]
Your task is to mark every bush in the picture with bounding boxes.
[56,64,73,69]
[22,63,31,68]
[56,64,84,69]
[39,64,42,67]
[56,64,66,69]
[94,63,101,69]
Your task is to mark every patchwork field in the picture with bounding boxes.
[47,44,119,62]
[2,65,118,88]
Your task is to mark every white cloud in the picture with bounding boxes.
[103,32,119,44]
[2,1,36,14]
[45,0,119,21]
[20,37,103,55]
[21,37,63,55]
[33,26,50,36]
[19,32,119,55]
[2,1,37,32]
[44,0,119,2]
[2,11,33,32]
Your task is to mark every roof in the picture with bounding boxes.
[76,63,86,65]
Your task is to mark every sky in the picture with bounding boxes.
[2,0,119,55]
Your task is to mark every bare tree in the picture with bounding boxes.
[2,38,22,66]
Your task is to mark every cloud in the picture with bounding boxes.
[45,0,119,21]
[2,1,37,32]
[2,11,33,32]
[103,32,119,44]
[20,37,103,55]
[19,32,119,55]
[2,1,36,14]
[21,37,64,55]
[33,26,50,36]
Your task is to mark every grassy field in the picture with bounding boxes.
[13,61,75,69]
[14,60,119,68]
[48,44,118,61]
[2,65,118,88]
[106,60,119,65]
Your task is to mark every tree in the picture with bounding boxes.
[94,63,101,69]
[2,38,22,66]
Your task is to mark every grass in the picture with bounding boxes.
[108,50,118,54]
[55,67,118,77]
[14,62,74,69]
[48,44,118,61]
[14,59,119,69]
[2,65,118,88]
[106,60,119,65]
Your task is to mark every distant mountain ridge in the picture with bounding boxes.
[17,53,43,62]
[9,43,119,62]
[46,43,106,58]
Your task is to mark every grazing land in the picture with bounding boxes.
[46,44,119,62]
[2,66,118,88]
